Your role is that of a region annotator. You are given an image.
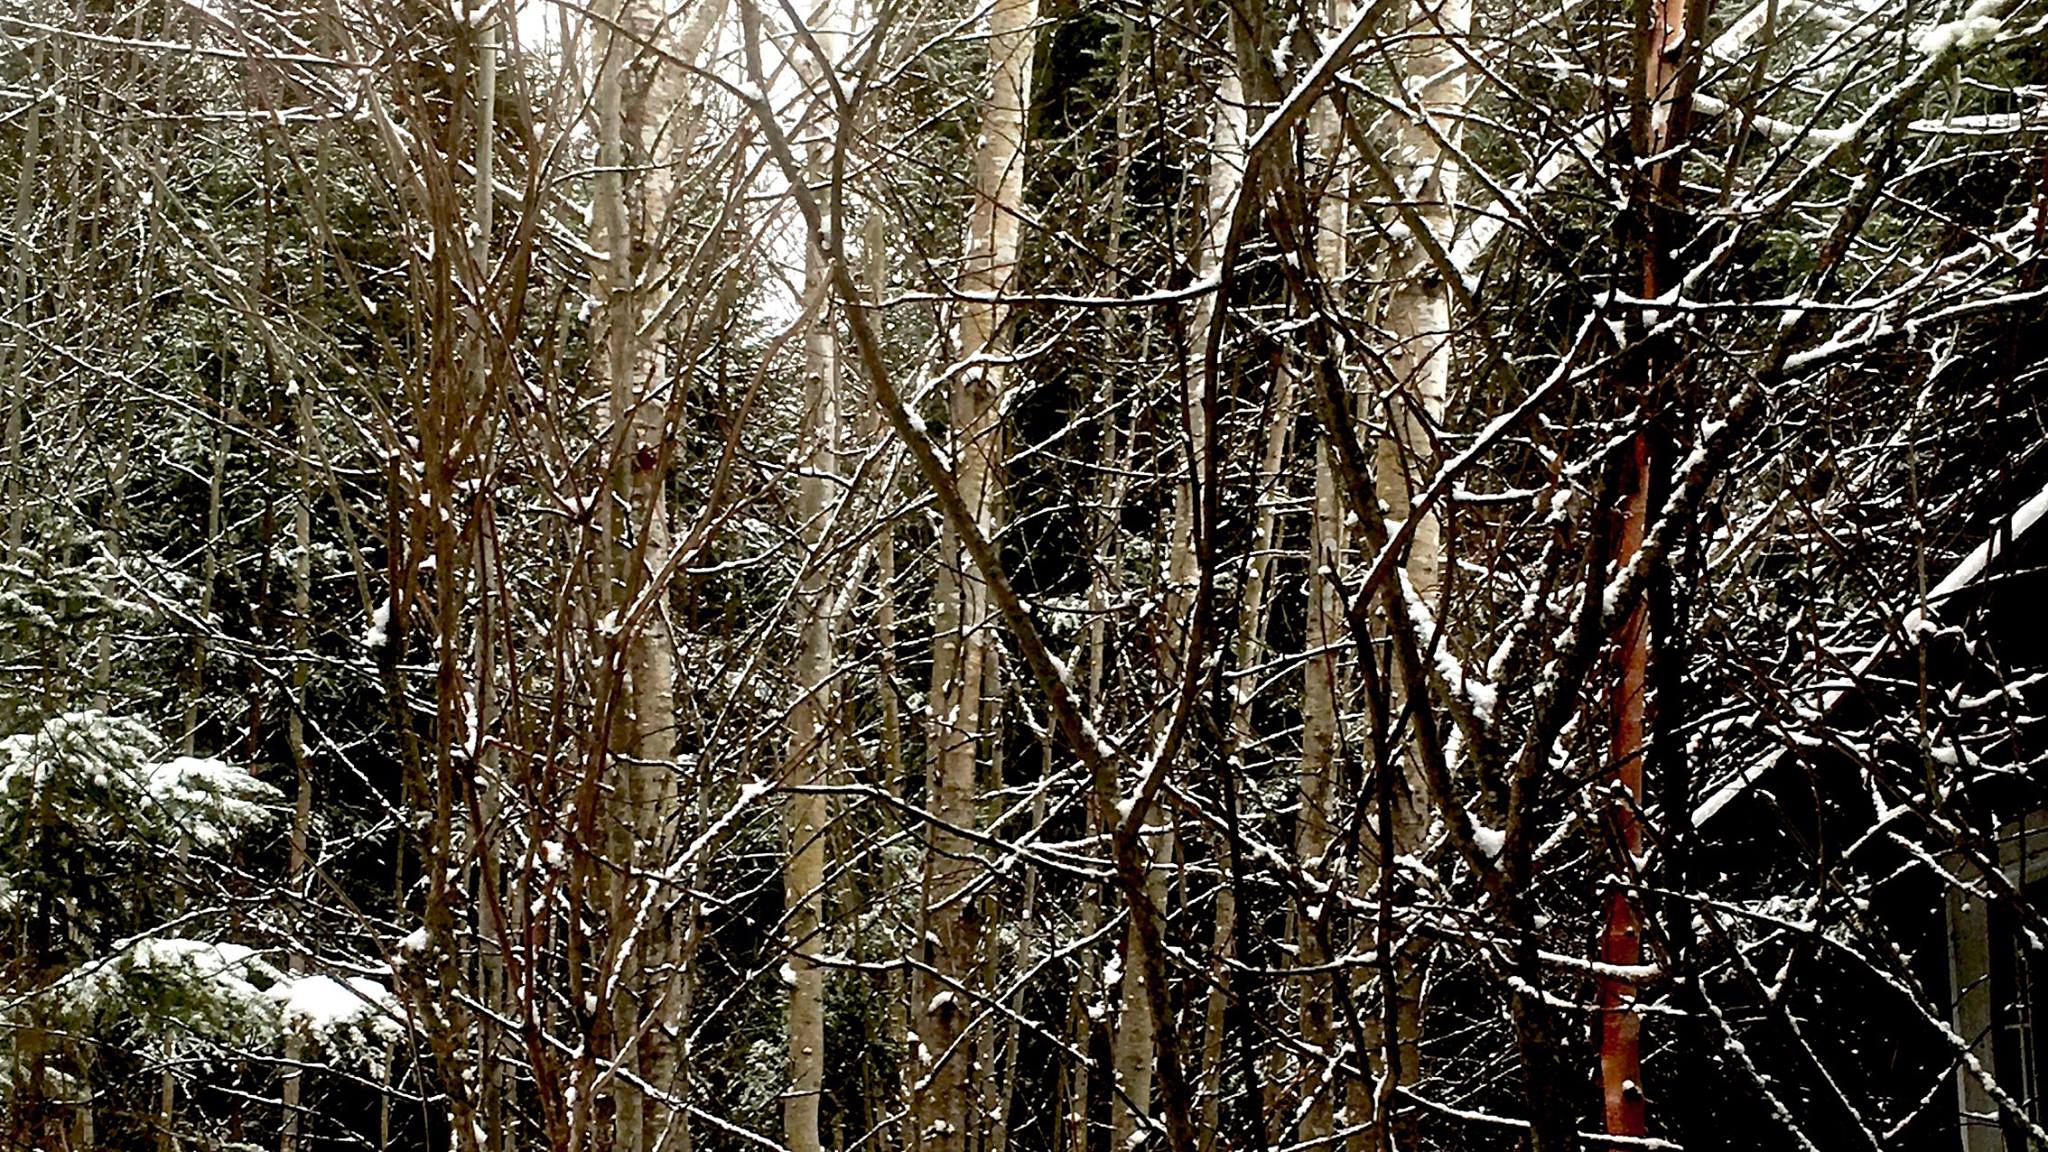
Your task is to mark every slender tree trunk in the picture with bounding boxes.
[93,405,128,711]
[784,361,835,1152]
[1110,830,1172,1150]
[2,38,44,565]
[157,403,227,1152]
[855,204,913,1152]
[1376,0,1464,613]
[1069,24,1140,1152]
[1067,416,1123,1152]
[1600,0,1707,1136]
[1201,365,1293,1151]
[1296,39,1351,1134]
[465,17,518,1152]
[257,89,315,1149]
[1066,397,1129,1152]
[913,3,1033,1149]
[865,212,906,794]
[786,12,841,1141]
[589,2,725,1148]
[1111,38,1250,1152]
[281,378,315,1152]
[1357,0,1469,1139]
[985,745,1041,1152]
[1298,436,1344,1145]
[182,420,229,754]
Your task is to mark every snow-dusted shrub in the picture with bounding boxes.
[0,710,280,851]
[63,938,284,1048]
[0,713,401,1075]
[57,935,403,1070]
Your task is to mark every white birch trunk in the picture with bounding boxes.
[1360,0,1469,1139]
[786,10,842,1150]
[589,3,727,1150]
[913,2,1034,1149]
[1110,49,1250,1152]
[1294,40,1354,1135]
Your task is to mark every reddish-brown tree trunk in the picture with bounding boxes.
[1599,435,1650,1140]
[1600,0,1708,1137]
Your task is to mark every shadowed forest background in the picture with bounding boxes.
[2,0,2047,1149]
